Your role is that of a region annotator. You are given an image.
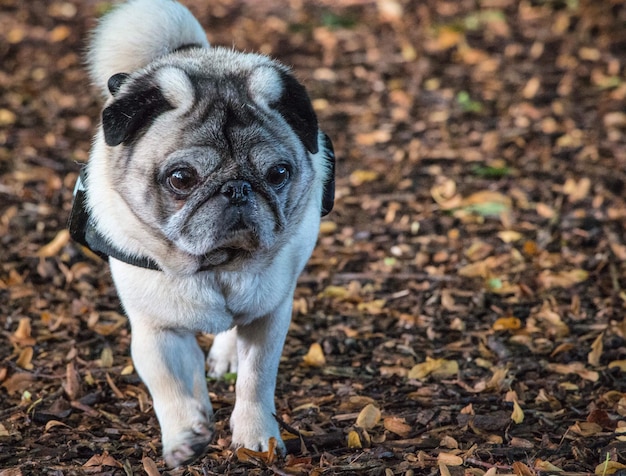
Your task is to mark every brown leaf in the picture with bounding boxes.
[83,451,122,468]
[538,269,588,289]
[512,461,536,476]
[383,416,411,438]
[37,229,70,257]
[10,318,36,346]
[63,362,81,400]
[588,333,603,367]
[15,347,34,370]
[142,457,160,476]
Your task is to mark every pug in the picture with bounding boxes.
[69,0,335,467]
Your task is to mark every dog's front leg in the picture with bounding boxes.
[230,297,292,454]
[131,324,213,467]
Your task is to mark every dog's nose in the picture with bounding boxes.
[220,180,252,206]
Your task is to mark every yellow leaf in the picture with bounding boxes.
[497,230,523,243]
[493,316,522,331]
[511,400,525,424]
[319,221,337,234]
[319,285,349,299]
[356,404,381,430]
[588,333,603,367]
[302,343,326,367]
[595,461,626,475]
[570,421,602,437]
[347,430,362,448]
[349,168,380,186]
[408,357,458,380]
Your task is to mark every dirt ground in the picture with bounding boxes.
[1,0,626,474]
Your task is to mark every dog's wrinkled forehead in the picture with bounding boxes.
[102,57,319,154]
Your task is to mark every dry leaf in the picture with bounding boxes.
[534,459,563,472]
[63,362,81,400]
[83,451,122,468]
[142,457,160,476]
[16,347,34,370]
[511,400,525,424]
[437,452,463,466]
[595,460,626,475]
[547,362,599,382]
[11,318,36,346]
[512,461,536,476]
[44,420,70,432]
[347,430,362,448]
[383,417,411,437]
[37,229,70,257]
[538,269,588,289]
[356,404,381,430]
[0,422,9,437]
[302,343,326,367]
[493,316,522,331]
[588,333,603,367]
[408,357,458,380]
[236,437,278,465]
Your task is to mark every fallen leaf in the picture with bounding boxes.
[302,343,326,367]
[511,400,525,424]
[534,459,563,472]
[44,420,70,432]
[595,461,626,476]
[37,229,70,257]
[347,430,362,448]
[383,416,411,437]
[142,457,160,476]
[588,333,603,367]
[83,451,122,468]
[512,461,536,476]
[356,404,381,430]
[538,269,588,289]
[493,316,522,331]
[16,347,34,370]
[11,318,36,346]
[408,357,458,380]
[437,452,463,465]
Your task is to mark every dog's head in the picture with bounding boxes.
[95,49,333,269]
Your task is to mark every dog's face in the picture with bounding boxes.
[98,49,326,269]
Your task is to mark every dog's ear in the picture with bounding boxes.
[102,67,194,147]
[272,70,319,154]
[102,84,172,146]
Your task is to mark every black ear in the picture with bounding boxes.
[102,84,172,146]
[321,132,335,216]
[272,70,319,154]
[107,73,130,95]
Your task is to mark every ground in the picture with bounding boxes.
[1,0,626,475]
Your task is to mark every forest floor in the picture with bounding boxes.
[1,0,626,474]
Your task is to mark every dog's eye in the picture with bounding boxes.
[167,167,199,195]
[266,164,290,189]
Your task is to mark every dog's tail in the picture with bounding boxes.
[87,0,209,97]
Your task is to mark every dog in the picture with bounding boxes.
[69,0,334,467]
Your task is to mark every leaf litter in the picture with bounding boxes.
[1,0,626,474]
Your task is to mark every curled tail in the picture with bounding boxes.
[88,0,209,97]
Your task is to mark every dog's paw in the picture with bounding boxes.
[163,421,214,468]
[207,328,238,378]
[230,407,286,455]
